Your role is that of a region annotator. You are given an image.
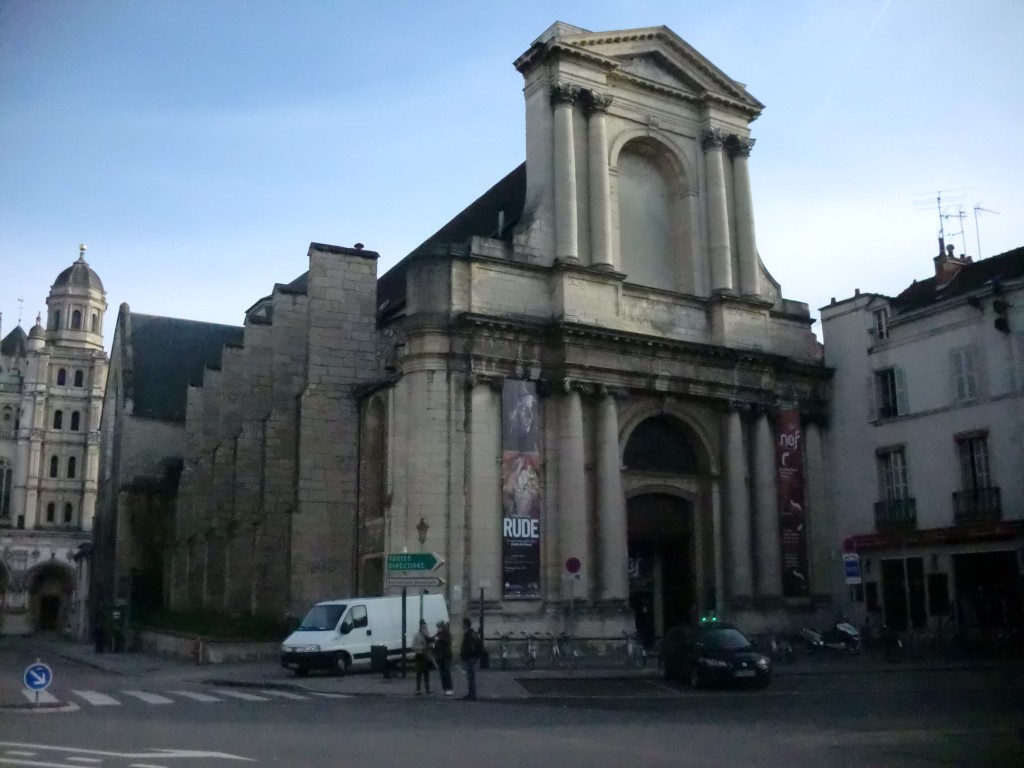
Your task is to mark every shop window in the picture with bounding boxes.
[927,573,950,616]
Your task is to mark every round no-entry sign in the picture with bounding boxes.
[842,537,857,554]
[564,557,581,575]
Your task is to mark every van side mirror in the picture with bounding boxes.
[339,619,353,635]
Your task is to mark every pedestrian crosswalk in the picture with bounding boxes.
[21,687,343,708]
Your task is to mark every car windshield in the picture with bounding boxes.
[297,604,346,631]
[702,628,751,650]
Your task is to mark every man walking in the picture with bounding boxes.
[459,617,481,701]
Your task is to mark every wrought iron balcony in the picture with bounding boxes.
[953,486,1002,524]
[874,498,917,532]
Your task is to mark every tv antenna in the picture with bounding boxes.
[973,204,999,260]
[18,296,24,325]
[942,205,968,257]
[911,188,968,241]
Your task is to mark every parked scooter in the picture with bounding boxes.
[800,620,861,654]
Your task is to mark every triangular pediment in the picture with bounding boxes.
[519,23,763,115]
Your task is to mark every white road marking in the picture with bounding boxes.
[2,753,36,758]
[65,758,102,764]
[19,691,58,705]
[308,691,353,699]
[71,690,121,706]
[0,743,253,762]
[211,689,269,702]
[0,758,79,767]
[166,690,222,703]
[256,689,307,700]
[129,764,168,768]
[120,690,174,705]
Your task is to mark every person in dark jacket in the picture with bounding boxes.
[434,620,454,696]
[459,617,481,701]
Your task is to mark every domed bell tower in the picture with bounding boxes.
[46,244,107,351]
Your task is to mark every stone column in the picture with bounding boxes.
[552,83,580,263]
[724,405,752,603]
[731,137,761,298]
[585,91,614,270]
[804,419,832,596]
[753,409,781,599]
[703,128,734,293]
[81,435,99,532]
[710,478,724,616]
[467,382,501,601]
[595,390,627,602]
[558,386,588,601]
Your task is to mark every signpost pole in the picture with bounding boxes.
[401,587,407,678]
[569,576,575,638]
[419,589,425,623]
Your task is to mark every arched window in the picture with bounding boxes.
[71,310,82,330]
[52,309,61,331]
[49,456,59,478]
[74,370,84,387]
[46,502,56,522]
[0,460,12,519]
[623,416,701,474]
[67,456,76,479]
[63,503,73,524]
[91,313,99,333]
[53,410,63,430]
[71,411,81,431]
[57,369,67,386]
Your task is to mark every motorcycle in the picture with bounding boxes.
[800,620,861,654]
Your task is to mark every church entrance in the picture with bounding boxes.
[628,493,693,641]
[29,562,74,634]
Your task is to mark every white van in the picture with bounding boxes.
[280,594,449,676]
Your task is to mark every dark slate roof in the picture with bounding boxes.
[1,326,27,357]
[406,163,526,260]
[893,246,1024,313]
[125,313,244,422]
[53,255,104,292]
[378,163,526,316]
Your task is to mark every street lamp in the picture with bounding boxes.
[416,517,429,547]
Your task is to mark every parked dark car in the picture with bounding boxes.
[662,622,771,689]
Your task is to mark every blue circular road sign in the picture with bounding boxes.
[24,662,53,692]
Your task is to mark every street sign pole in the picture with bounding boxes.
[401,587,407,678]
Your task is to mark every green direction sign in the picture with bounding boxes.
[387,552,444,573]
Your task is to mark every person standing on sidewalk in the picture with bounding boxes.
[412,619,434,695]
[460,617,481,701]
[434,620,454,696]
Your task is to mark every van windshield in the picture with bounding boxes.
[297,604,347,631]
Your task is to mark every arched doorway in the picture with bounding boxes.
[623,415,708,638]
[28,561,75,633]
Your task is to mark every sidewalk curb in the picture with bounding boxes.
[0,701,80,715]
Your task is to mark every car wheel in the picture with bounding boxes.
[689,665,703,689]
[334,653,351,676]
[293,667,309,678]
[756,674,771,689]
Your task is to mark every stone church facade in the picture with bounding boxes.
[171,23,833,638]
[0,247,107,636]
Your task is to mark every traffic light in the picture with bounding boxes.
[993,298,1010,333]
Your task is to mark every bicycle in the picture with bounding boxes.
[496,632,513,671]
[521,632,539,670]
[547,632,578,670]
[621,631,647,669]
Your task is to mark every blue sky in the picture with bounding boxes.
[2,1,1022,343]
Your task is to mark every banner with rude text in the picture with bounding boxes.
[501,380,542,599]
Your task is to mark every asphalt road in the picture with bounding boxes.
[2,655,1022,768]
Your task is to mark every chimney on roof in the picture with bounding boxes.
[934,240,971,288]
